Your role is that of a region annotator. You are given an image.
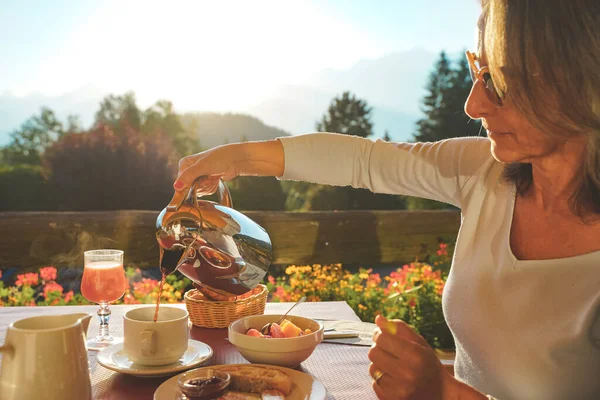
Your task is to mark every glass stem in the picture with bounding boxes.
[97,301,111,340]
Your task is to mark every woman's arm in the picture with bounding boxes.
[174,133,494,211]
[173,139,284,190]
[279,133,494,208]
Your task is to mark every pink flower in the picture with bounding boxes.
[40,266,57,282]
[268,276,275,285]
[273,286,290,301]
[437,242,449,256]
[132,278,159,296]
[123,292,140,304]
[43,282,64,298]
[16,273,39,287]
[64,290,74,303]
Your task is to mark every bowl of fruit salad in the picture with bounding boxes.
[228,314,324,368]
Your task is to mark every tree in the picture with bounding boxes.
[2,108,72,165]
[94,92,142,136]
[227,176,286,211]
[413,51,481,142]
[95,93,200,156]
[43,125,178,211]
[316,91,373,137]
[409,51,480,210]
[143,100,201,156]
[414,51,452,142]
[0,164,53,211]
[383,129,392,141]
[284,92,404,211]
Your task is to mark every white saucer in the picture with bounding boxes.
[97,339,213,378]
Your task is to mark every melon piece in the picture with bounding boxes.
[246,328,264,337]
[280,320,303,338]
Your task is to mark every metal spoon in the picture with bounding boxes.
[260,296,307,335]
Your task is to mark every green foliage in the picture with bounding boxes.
[0,267,86,306]
[281,181,315,211]
[414,51,481,142]
[0,165,54,211]
[143,100,201,156]
[282,91,403,211]
[308,185,405,211]
[383,129,392,141]
[123,267,192,304]
[2,108,74,166]
[227,176,286,211]
[95,92,200,157]
[316,91,373,138]
[267,241,456,350]
[94,92,143,135]
[43,125,178,210]
[2,92,200,171]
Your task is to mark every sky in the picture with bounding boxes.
[0,0,482,111]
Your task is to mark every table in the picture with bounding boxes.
[0,302,376,400]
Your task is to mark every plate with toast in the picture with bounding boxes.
[154,363,326,400]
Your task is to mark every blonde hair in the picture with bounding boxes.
[480,0,600,215]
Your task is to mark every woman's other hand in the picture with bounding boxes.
[173,140,284,191]
[369,315,458,400]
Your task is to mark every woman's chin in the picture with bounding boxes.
[489,141,523,164]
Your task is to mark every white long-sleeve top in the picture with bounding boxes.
[278,133,600,400]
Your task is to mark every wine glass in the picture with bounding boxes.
[81,249,127,350]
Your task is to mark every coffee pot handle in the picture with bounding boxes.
[166,177,233,212]
[190,177,233,208]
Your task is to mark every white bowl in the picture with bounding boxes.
[228,314,324,368]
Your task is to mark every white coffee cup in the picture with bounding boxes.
[123,306,189,366]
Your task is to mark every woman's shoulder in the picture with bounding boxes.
[437,136,492,153]
[410,136,496,175]
[430,137,507,202]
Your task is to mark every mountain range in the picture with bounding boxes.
[0,47,441,146]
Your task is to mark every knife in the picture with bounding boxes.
[323,331,360,339]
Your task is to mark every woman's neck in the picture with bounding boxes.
[528,138,586,215]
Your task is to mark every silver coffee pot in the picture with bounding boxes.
[156,177,272,295]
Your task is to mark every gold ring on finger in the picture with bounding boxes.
[373,369,384,385]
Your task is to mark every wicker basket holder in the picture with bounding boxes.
[184,284,268,328]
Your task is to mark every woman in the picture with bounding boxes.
[173,0,600,398]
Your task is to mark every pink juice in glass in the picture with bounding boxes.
[81,261,127,303]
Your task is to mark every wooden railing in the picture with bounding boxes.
[0,210,461,269]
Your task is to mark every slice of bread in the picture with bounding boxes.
[215,365,293,396]
[218,391,261,400]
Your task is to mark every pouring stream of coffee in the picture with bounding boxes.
[155,248,185,322]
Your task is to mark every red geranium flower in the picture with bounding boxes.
[16,273,39,287]
[43,282,64,298]
[40,266,57,282]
